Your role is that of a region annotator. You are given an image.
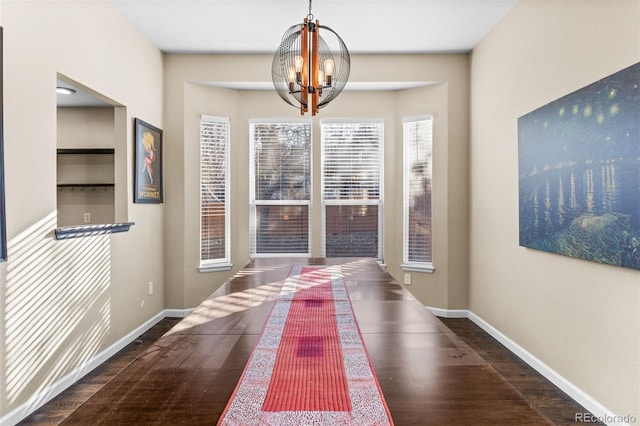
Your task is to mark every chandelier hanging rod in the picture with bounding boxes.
[307,0,314,20]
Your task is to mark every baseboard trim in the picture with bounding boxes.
[426,307,468,318]
[429,307,630,426]
[164,308,194,318]
[1,309,169,426]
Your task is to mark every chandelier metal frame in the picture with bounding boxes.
[271,1,350,115]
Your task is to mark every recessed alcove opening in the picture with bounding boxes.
[56,74,132,238]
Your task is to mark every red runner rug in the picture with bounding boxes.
[218,266,394,425]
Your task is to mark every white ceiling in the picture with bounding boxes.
[110,0,518,54]
[61,1,518,106]
[57,80,112,107]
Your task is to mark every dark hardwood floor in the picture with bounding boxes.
[440,318,603,426]
[20,318,182,425]
[19,259,601,425]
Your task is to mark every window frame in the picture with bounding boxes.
[402,115,434,273]
[199,114,232,272]
[249,119,313,258]
[320,118,384,261]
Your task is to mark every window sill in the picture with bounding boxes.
[250,253,311,259]
[199,263,233,273]
[401,263,435,274]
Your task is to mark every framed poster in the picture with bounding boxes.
[0,27,7,261]
[134,118,163,203]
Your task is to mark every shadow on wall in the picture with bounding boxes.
[1,211,111,413]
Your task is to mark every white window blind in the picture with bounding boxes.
[250,120,312,256]
[403,116,433,270]
[200,115,230,268]
[321,120,383,260]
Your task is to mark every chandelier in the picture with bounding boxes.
[271,0,350,115]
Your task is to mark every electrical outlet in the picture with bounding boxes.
[148,281,153,295]
[83,212,91,223]
[404,273,412,285]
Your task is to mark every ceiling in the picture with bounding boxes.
[60,0,518,107]
[110,0,518,54]
[56,80,113,107]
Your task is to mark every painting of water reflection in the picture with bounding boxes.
[518,62,640,269]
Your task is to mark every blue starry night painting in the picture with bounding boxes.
[518,62,640,269]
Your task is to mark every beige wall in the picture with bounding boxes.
[0,1,164,418]
[163,54,469,309]
[470,0,640,419]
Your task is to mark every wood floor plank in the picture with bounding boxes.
[20,258,602,425]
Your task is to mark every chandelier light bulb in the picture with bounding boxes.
[317,70,324,96]
[323,59,334,85]
[287,67,297,91]
[294,55,304,83]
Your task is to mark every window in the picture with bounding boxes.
[250,120,312,257]
[402,116,433,272]
[199,115,231,271]
[321,120,383,260]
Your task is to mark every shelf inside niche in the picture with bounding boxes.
[57,148,115,155]
[54,222,135,240]
[57,183,114,189]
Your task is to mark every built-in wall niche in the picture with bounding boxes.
[57,147,115,226]
[57,107,116,228]
[55,76,133,238]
